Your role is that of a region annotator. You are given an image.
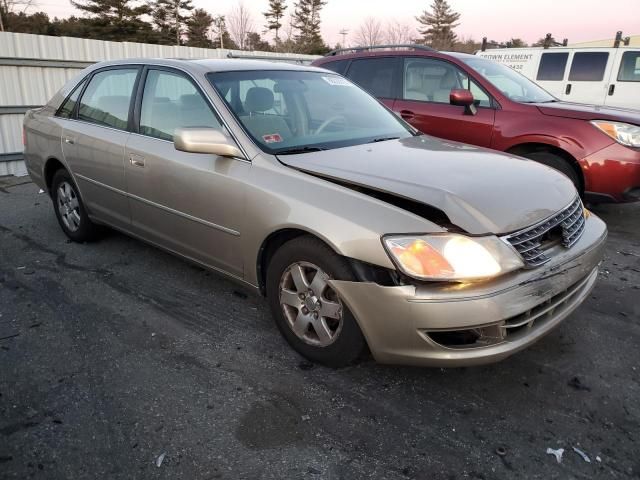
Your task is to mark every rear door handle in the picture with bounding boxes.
[608,84,615,96]
[63,136,75,145]
[129,153,145,167]
[400,109,415,120]
[565,83,572,95]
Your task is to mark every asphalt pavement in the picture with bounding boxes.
[0,176,639,479]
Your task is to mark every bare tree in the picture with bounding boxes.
[385,20,413,45]
[227,2,254,50]
[1,0,38,31]
[354,17,384,47]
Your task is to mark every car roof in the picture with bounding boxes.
[88,57,326,74]
[314,48,475,64]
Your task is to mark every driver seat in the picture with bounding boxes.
[240,87,292,144]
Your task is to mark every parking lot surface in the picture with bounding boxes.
[0,176,639,479]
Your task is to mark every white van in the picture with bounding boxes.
[477,47,640,110]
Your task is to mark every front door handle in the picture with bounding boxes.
[565,83,572,95]
[400,109,415,120]
[63,136,75,145]
[129,153,145,168]
[608,84,615,96]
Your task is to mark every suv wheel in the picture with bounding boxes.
[266,236,366,367]
[51,169,101,242]
[521,151,581,191]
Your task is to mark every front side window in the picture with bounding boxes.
[537,52,569,81]
[140,69,223,141]
[208,70,412,154]
[569,52,609,81]
[618,51,640,82]
[57,78,87,118]
[403,58,491,107]
[461,56,556,103]
[77,68,138,130]
[346,58,397,98]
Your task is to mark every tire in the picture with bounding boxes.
[266,235,366,368]
[520,151,581,191]
[51,169,101,242]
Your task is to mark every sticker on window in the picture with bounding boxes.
[262,133,283,143]
[322,76,353,87]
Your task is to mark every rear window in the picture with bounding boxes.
[57,78,87,118]
[617,51,640,82]
[321,59,349,75]
[536,52,569,81]
[346,57,397,98]
[568,52,609,81]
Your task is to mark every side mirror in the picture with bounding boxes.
[450,89,477,116]
[174,128,245,159]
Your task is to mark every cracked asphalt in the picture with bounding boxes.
[0,176,639,479]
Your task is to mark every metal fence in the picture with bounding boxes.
[0,31,319,176]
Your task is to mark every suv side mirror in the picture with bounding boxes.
[174,128,245,159]
[450,89,477,116]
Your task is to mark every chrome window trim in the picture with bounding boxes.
[75,173,240,236]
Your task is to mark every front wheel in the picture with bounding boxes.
[266,236,366,367]
[51,169,101,242]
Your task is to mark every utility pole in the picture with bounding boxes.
[339,29,348,47]
[0,5,5,32]
[175,0,180,46]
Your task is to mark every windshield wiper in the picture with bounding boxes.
[276,146,327,155]
[367,136,400,143]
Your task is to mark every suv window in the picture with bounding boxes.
[77,68,138,130]
[403,58,491,107]
[618,51,640,82]
[140,69,223,141]
[57,78,87,118]
[346,58,396,98]
[537,52,569,81]
[568,52,609,81]
[321,59,349,75]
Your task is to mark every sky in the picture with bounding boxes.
[33,0,640,46]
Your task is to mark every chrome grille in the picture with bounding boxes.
[503,196,585,267]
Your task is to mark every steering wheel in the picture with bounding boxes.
[315,115,346,135]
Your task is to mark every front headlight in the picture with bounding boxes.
[591,120,640,148]
[383,234,524,282]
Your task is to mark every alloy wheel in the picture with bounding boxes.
[56,181,81,232]
[279,261,344,347]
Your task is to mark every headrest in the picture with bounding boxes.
[180,94,203,108]
[245,87,274,113]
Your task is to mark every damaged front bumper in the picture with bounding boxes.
[330,214,607,367]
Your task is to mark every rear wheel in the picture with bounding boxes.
[266,236,366,367]
[51,169,101,242]
[520,151,581,191]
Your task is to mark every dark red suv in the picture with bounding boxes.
[312,46,640,203]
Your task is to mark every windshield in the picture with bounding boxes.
[461,57,556,104]
[207,70,413,154]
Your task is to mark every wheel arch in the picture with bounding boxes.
[506,142,585,194]
[43,157,67,195]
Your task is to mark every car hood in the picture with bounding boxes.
[277,135,577,235]
[535,101,640,125]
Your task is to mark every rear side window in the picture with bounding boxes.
[140,69,223,141]
[346,58,397,98]
[618,51,640,82]
[57,79,87,118]
[78,68,138,130]
[321,59,349,75]
[568,52,609,81]
[537,52,569,81]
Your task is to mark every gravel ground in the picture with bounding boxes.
[0,176,638,480]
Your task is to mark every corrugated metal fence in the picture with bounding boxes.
[0,31,319,176]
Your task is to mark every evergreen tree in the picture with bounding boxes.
[186,8,213,47]
[152,0,195,45]
[246,31,271,51]
[416,0,460,50]
[69,0,152,42]
[291,0,328,54]
[263,0,286,41]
